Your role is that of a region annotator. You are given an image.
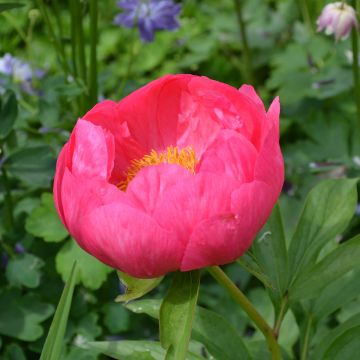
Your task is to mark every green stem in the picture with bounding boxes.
[273,294,289,339]
[233,0,253,84]
[74,0,87,86]
[351,0,360,136]
[1,12,28,44]
[35,0,70,76]
[69,0,78,77]
[299,0,313,34]
[89,0,98,106]
[1,166,14,232]
[300,315,313,360]
[207,266,282,360]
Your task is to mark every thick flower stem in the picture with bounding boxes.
[233,0,254,84]
[351,0,360,137]
[207,266,282,360]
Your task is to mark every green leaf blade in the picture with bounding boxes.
[40,261,78,360]
[288,178,358,281]
[160,271,200,360]
[290,235,360,301]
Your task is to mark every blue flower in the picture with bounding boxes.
[114,0,181,42]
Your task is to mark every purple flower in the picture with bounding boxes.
[114,0,181,42]
[317,2,358,41]
[0,53,15,76]
[0,53,33,83]
[14,243,26,254]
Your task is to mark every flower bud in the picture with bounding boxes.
[317,2,358,40]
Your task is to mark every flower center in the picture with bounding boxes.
[118,146,198,191]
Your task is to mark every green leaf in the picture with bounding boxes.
[191,306,251,360]
[160,271,200,360]
[323,326,360,360]
[25,192,68,242]
[312,270,360,320]
[102,302,130,334]
[3,343,26,360]
[125,299,161,319]
[40,262,78,360]
[115,271,163,302]
[251,202,289,294]
[0,289,54,341]
[311,313,360,360]
[6,253,44,288]
[290,235,360,301]
[4,146,56,187]
[0,3,24,13]
[126,299,251,360]
[0,90,17,139]
[85,340,203,360]
[56,239,112,290]
[288,178,358,281]
[86,340,163,360]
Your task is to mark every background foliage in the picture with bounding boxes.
[0,0,360,359]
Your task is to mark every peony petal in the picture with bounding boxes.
[60,169,130,239]
[82,100,146,184]
[69,119,115,180]
[239,84,265,111]
[187,76,267,150]
[154,173,240,248]
[78,203,182,278]
[53,143,68,227]
[254,126,284,198]
[197,129,258,183]
[181,180,275,271]
[117,74,193,152]
[126,163,192,214]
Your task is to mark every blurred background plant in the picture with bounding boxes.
[1,0,360,359]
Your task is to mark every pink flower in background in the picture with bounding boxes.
[317,2,358,40]
[53,74,284,278]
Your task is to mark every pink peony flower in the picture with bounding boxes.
[54,74,284,278]
[317,2,358,41]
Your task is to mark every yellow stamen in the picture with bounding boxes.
[118,146,198,191]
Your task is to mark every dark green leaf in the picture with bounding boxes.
[3,343,26,360]
[0,289,54,341]
[40,262,78,360]
[288,178,358,281]
[102,302,130,334]
[312,270,360,320]
[323,326,360,360]
[0,90,17,139]
[251,202,289,294]
[4,146,56,187]
[311,313,360,360]
[192,306,251,360]
[290,235,360,301]
[6,253,44,288]
[160,271,200,360]
[25,192,68,242]
[0,3,24,13]
[56,239,112,290]
[115,271,163,302]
